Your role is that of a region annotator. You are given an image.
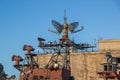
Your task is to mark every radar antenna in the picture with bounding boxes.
[49,11,84,40]
[51,20,63,34]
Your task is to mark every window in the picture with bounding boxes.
[104,65,107,71]
[117,58,120,63]
[108,65,112,71]
[103,65,113,71]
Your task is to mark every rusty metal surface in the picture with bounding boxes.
[97,71,117,78]
[12,13,96,80]
[12,44,71,80]
[12,55,23,65]
[20,68,70,80]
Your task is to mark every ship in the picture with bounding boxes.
[12,12,95,80]
[11,12,120,80]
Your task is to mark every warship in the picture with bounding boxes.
[11,12,120,80]
[12,12,95,80]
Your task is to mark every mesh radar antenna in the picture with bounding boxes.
[48,10,84,41]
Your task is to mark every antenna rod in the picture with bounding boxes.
[64,9,67,23]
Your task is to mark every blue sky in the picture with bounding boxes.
[0,0,120,77]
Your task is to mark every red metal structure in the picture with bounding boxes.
[97,71,118,80]
[12,12,95,80]
[12,44,70,80]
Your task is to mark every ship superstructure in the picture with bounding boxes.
[12,13,95,80]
